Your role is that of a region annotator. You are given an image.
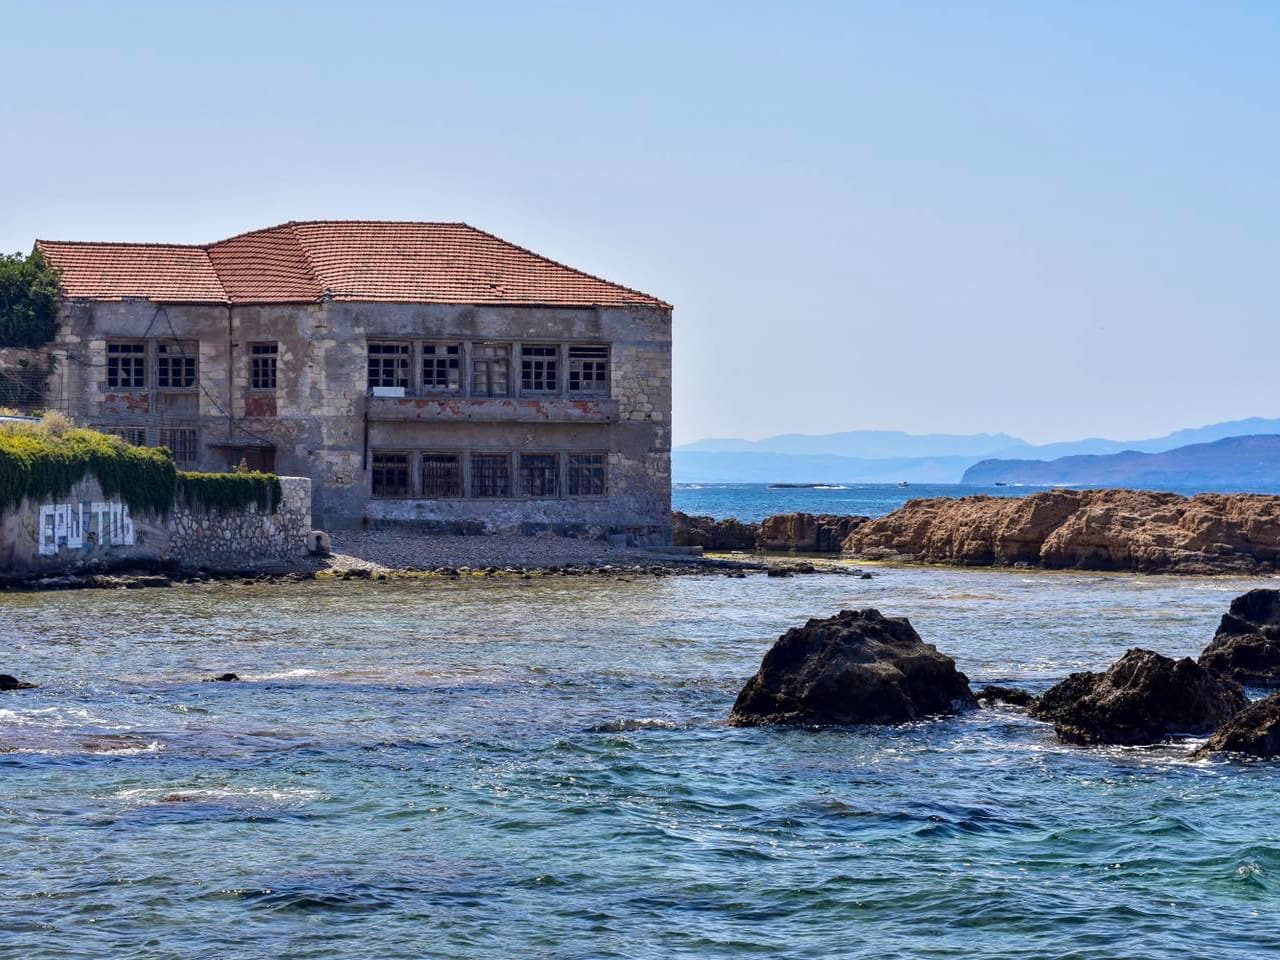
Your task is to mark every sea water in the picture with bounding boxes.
[2,568,1278,958]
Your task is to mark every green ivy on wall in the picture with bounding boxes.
[178,471,283,514]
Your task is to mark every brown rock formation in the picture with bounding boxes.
[671,511,759,551]
[842,490,1280,573]
[757,513,870,553]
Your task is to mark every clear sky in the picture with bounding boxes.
[2,1,1276,446]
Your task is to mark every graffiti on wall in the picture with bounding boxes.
[38,501,135,556]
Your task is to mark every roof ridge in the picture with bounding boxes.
[35,238,208,250]
[284,221,323,295]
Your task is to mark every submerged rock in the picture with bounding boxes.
[204,673,241,682]
[1195,693,1280,757]
[729,608,976,727]
[1031,649,1247,745]
[1198,589,1280,687]
[0,674,36,691]
[975,685,1037,708]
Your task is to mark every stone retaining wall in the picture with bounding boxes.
[0,475,311,575]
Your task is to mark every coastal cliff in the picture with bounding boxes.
[841,489,1280,573]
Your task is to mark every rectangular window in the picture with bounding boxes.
[159,427,198,465]
[106,342,146,389]
[422,343,461,393]
[420,452,462,498]
[471,344,510,398]
[371,452,412,497]
[367,342,410,390]
[568,345,609,395]
[470,453,510,497]
[108,427,147,447]
[521,344,559,393]
[568,453,607,497]
[250,342,278,390]
[519,453,559,498]
[156,342,197,389]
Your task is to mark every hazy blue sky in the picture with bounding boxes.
[2,2,1276,445]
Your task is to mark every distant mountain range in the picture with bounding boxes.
[674,417,1280,485]
[962,434,1280,487]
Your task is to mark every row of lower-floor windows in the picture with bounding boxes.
[106,425,200,464]
[371,451,608,499]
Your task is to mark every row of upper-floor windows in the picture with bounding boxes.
[371,449,608,499]
[101,338,610,399]
[104,340,278,391]
[367,341,610,398]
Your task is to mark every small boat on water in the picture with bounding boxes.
[897,481,909,487]
[994,481,1008,487]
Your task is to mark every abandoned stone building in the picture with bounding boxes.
[34,221,672,535]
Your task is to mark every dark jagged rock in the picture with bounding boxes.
[0,674,36,691]
[1195,693,1280,757]
[671,511,759,551]
[204,673,241,682]
[1198,589,1280,687]
[729,609,977,727]
[1031,649,1247,745]
[975,685,1037,708]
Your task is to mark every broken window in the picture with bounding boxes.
[367,342,410,390]
[470,453,510,497]
[420,452,462,498]
[568,345,609,395]
[568,453,607,496]
[371,451,412,497]
[106,342,146,388]
[250,342,278,390]
[156,341,197,389]
[521,345,559,393]
[422,343,461,393]
[519,453,559,497]
[159,427,199,465]
[471,344,510,397]
[108,426,147,447]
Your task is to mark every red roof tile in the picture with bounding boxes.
[36,221,669,308]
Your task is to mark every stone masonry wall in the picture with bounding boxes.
[0,474,311,575]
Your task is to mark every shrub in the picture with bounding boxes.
[0,251,60,348]
[178,471,283,514]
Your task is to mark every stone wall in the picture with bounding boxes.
[0,474,311,575]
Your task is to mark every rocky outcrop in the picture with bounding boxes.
[204,673,241,682]
[975,685,1037,708]
[1198,589,1280,687]
[1195,693,1280,757]
[0,674,36,691]
[671,512,759,551]
[729,609,977,726]
[757,513,869,553]
[842,490,1280,573]
[1031,649,1247,745]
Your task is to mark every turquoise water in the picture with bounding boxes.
[673,481,1280,522]
[3,568,1279,959]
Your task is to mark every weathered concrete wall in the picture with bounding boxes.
[0,475,312,574]
[50,297,672,537]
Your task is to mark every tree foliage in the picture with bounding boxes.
[0,250,61,348]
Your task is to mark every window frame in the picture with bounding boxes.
[421,342,463,395]
[159,426,199,466]
[520,344,560,395]
[155,341,198,391]
[568,452,608,497]
[370,450,414,498]
[106,341,147,390]
[567,344,610,396]
[470,343,511,398]
[420,451,464,499]
[249,342,279,391]
[367,341,411,391]
[469,452,511,498]
[518,452,561,498]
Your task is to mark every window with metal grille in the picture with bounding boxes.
[109,427,147,447]
[568,453,607,496]
[470,453,510,497]
[156,342,197,389]
[568,345,609,395]
[367,343,410,389]
[159,427,198,465]
[371,452,412,497]
[519,453,559,497]
[521,345,559,393]
[250,343,278,390]
[106,342,146,388]
[422,343,461,393]
[420,453,462,498]
[471,345,510,397]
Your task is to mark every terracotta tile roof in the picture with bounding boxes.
[36,221,669,308]
[34,241,227,303]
